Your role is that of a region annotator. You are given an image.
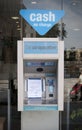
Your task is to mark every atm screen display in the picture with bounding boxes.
[28,78,42,98]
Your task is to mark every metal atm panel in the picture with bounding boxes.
[17,38,64,111]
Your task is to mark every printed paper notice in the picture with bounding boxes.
[28,78,42,98]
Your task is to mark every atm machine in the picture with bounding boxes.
[23,60,58,108]
[17,38,64,130]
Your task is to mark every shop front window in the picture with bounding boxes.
[0,0,82,130]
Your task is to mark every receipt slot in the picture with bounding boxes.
[17,38,64,111]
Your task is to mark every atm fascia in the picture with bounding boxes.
[17,38,64,111]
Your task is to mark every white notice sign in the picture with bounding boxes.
[28,78,42,98]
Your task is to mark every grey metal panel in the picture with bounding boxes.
[21,111,59,130]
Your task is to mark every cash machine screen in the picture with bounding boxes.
[28,78,42,98]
